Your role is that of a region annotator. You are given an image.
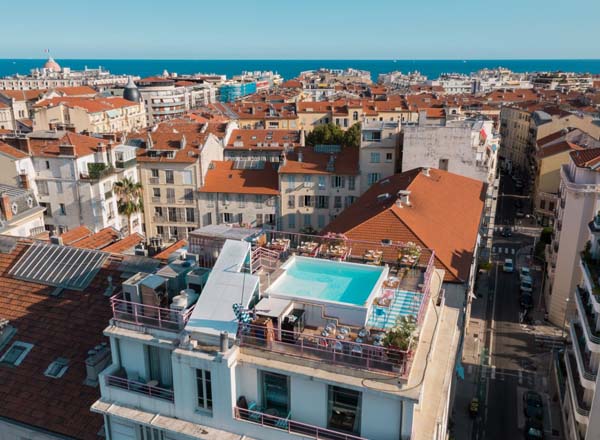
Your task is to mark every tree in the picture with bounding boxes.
[113,177,143,236]
[343,122,361,148]
[305,123,345,146]
[383,315,416,350]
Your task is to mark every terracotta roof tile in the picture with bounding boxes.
[153,239,187,261]
[35,96,138,113]
[28,131,108,158]
[537,140,583,159]
[0,89,46,101]
[71,227,120,250]
[226,129,302,150]
[0,239,123,439]
[200,161,279,195]
[59,225,93,245]
[53,86,97,96]
[323,168,486,282]
[0,141,28,159]
[102,233,144,254]
[279,146,359,175]
[570,147,600,169]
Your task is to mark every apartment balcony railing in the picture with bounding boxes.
[574,285,600,348]
[234,406,367,440]
[153,215,166,222]
[115,158,137,169]
[570,321,598,387]
[151,196,161,203]
[149,177,159,185]
[109,292,195,332]
[238,324,411,378]
[105,372,174,402]
[565,350,591,421]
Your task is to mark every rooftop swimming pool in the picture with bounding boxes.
[266,256,386,306]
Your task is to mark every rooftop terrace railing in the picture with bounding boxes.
[238,324,411,377]
[109,292,195,332]
[105,373,174,402]
[234,406,367,440]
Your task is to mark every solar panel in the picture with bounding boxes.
[233,160,265,170]
[9,242,108,291]
[314,144,341,153]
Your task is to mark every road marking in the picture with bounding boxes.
[518,370,523,384]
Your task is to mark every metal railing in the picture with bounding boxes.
[575,286,600,345]
[234,406,367,440]
[105,374,174,402]
[565,351,591,417]
[109,292,195,332]
[571,321,598,382]
[238,324,411,377]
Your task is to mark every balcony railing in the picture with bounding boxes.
[109,292,195,332]
[105,373,174,402]
[565,350,591,417]
[234,406,367,440]
[238,324,411,377]
[575,286,600,347]
[571,321,598,384]
[115,158,137,169]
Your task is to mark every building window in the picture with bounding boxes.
[184,188,194,202]
[288,214,296,229]
[153,188,161,198]
[156,225,164,237]
[548,201,555,212]
[204,212,212,225]
[334,196,342,209]
[316,196,329,209]
[182,170,193,185]
[186,208,195,223]
[0,341,33,366]
[385,153,393,163]
[196,369,213,412]
[439,158,449,171]
[348,176,356,191]
[44,357,69,378]
[165,170,174,184]
[206,193,214,208]
[139,426,165,440]
[59,203,66,216]
[166,188,175,203]
[151,169,159,178]
[38,181,49,196]
[540,200,546,210]
[168,207,178,222]
[370,152,380,163]
[331,176,345,188]
[222,213,233,223]
[362,131,381,142]
[304,175,312,185]
[318,176,326,190]
[367,173,380,186]
[318,215,326,229]
[287,195,295,209]
[255,195,263,209]
[256,214,263,227]
[237,194,246,208]
[287,175,295,185]
[303,214,311,227]
[327,386,361,435]
[352,111,358,121]
[45,161,50,169]
[345,196,356,208]
[299,195,313,207]
[261,371,289,416]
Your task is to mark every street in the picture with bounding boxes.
[452,172,564,440]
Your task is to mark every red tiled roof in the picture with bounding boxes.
[226,129,301,150]
[570,147,600,169]
[0,239,120,439]
[0,141,28,159]
[323,168,486,282]
[279,146,359,175]
[0,89,46,101]
[59,225,92,245]
[102,233,144,254]
[35,96,138,113]
[153,239,187,261]
[199,161,280,195]
[537,140,583,159]
[71,227,120,250]
[28,132,108,158]
[53,86,97,96]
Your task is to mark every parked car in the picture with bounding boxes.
[523,390,544,420]
[520,276,534,293]
[520,266,531,280]
[524,418,544,439]
[520,292,533,309]
[502,227,513,237]
[503,258,514,273]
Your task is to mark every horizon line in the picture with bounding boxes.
[2,57,600,62]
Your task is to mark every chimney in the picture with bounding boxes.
[397,190,411,206]
[146,133,154,149]
[0,193,12,221]
[298,152,303,162]
[84,343,111,387]
[300,129,306,147]
[422,167,430,177]
[106,141,113,165]
[50,234,64,245]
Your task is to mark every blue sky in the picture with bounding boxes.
[1,0,599,59]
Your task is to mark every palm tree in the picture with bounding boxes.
[113,177,143,236]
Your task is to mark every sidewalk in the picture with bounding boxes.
[451,270,491,440]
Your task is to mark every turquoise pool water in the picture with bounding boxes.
[268,257,385,306]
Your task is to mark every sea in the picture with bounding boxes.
[1,59,600,82]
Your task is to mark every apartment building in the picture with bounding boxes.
[0,184,45,237]
[278,145,360,232]
[532,129,600,225]
[0,89,47,128]
[210,102,299,130]
[545,148,600,327]
[32,96,146,134]
[93,220,470,440]
[137,77,217,125]
[0,102,13,130]
[131,118,233,242]
[198,160,279,228]
[359,121,401,190]
[224,129,303,163]
[0,131,141,235]
[499,106,532,172]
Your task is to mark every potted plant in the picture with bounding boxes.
[383,315,416,364]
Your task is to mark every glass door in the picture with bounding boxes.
[261,371,289,417]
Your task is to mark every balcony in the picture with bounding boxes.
[238,324,411,378]
[104,190,113,200]
[115,158,137,169]
[574,285,600,352]
[109,292,195,332]
[234,406,367,440]
[564,350,591,424]
[149,177,159,185]
[570,321,597,389]
[105,370,174,402]
[151,196,161,203]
